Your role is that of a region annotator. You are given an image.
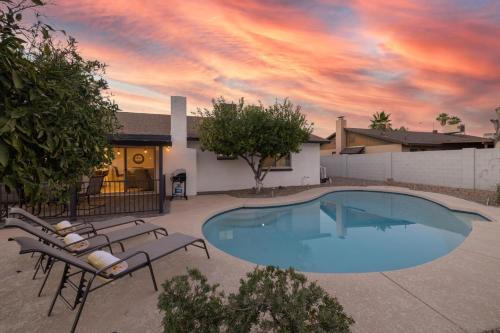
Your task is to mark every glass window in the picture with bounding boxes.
[217,154,237,160]
[262,154,291,169]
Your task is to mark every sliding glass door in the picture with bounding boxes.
[104,146,157,193]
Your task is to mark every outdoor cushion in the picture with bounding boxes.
[63,233,90,251]
[87,250,128,276]
[54,220,75,235]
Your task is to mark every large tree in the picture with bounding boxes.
[0,0,120,203]
[198,98,312,193]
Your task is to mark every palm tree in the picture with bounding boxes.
[447,116,461,125]
[369,111,392,130]
[436,113,449,126]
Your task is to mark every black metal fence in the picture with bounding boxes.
[1,175,166,221]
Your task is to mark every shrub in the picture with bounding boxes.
[158,269,226,333]
[496,184,500,206]
[158,267,355,333]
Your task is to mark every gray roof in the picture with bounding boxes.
[326,128,493,146]
[340,146,365,154]
[116,112,328,143]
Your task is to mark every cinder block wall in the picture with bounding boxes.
[320,148,500,191]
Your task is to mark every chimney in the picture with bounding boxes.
[336,116,346,155]
[171,96,187,149]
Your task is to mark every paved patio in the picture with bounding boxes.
[1,186,500,332]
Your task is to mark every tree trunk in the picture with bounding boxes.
[240,155,269,194]
[254,165,263,193]
[255,178,263,193]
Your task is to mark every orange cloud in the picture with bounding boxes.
[42,0,500,136]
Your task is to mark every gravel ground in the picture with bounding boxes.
[217,177,498,206]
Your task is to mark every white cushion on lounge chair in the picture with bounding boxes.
[87,250,128,276]
[63,233,90,251]
[54,220,74,235]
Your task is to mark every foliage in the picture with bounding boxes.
[436,113,462,126]
[496,184,500,206]
[0,0,120,202]
[369,111,391,130]
[436,113,449,126]
[447,116,461,125]
[158,267,355,333]
[158,268,226,333]
[197,97,312,192]
[492,107,500,144]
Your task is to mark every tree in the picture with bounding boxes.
[158,267,355,333]
[0,0,120,203]
[198,98,312,193]
[436,113,449,126]
[369,111,392,130]
[491,107,500,146]
[447,116,461,125]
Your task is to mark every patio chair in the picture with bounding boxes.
[78,175,105,208]
[1,184,21,219]
[4,217,168,296]
[9,207,147,235]
[9,235,210,333]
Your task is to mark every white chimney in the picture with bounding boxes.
[335,116,346,155]
[171,96,187,148]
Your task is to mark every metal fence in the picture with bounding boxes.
[1,176,166,221]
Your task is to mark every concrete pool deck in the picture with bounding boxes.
[1,186,500,332]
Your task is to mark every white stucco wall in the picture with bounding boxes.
[321,148,500,191]
[391,150,463,187]
[345,153,388,181]
[164,147,197,196]
[475,148,500,190]
[193,142,321,192]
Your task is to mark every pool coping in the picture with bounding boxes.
[199,186,493,275]
[200,186,497,228]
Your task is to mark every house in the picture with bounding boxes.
[108,96,329,196]
[321,117,494,155]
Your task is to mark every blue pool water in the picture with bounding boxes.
[202,191,482,273]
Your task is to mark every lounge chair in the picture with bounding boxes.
[4,218,168,296]
[9,207,146,235]
[9,235,210,333]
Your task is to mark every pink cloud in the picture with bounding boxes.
[41,0,500,136]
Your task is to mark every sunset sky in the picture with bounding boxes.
[43,0,499,137]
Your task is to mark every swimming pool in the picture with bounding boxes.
[203,191,486,273]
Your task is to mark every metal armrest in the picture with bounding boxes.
[57,222,95,235]
[71,224,96,234]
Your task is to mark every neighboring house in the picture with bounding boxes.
[321,117,494,155]
[108,96,328,196]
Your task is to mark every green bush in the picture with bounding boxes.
[496,184,500,206]
[158,269,226,333]
[158,267,354,333]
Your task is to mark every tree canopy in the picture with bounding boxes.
[436,113,462,126]
[369,111,392,130]
[197,98,312,192]
[0,0,120,202]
